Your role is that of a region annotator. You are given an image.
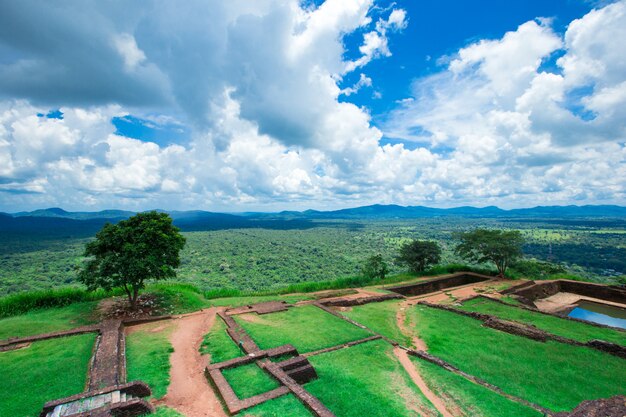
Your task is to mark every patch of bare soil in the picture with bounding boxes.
[98,294,165,320]
[393,347,457,417]
[236,313,272,325]
[158,308,227,417]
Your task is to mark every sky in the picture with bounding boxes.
[0,0,625,212]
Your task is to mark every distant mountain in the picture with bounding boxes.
[13,207,134,220]
[282,204,626,219]
[4,204,625,237]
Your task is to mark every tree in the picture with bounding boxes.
[397,240,442,273]
[361,254,389,280]
[454,229,524,277]
[79,211,186,309]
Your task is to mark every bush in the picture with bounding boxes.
[0,287,119,318]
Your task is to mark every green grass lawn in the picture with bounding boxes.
[0,301,98,340]
[240,393,312,416]
[125,323,174,399]
[234,305,371,353]
[407,304,626,412]
[149,407,184,417]
[200,317,243,363]
[0,334,96,417]
[207,294,314,308]
[411,357,543,417]
[341,300,411,345]
[222,363,280,399]
[305,339,440,417]
[460,297,626,345]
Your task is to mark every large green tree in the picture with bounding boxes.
[79,211,186,309]
[397,240,442,273]
[455,229,524,277]
[361,254,389,280]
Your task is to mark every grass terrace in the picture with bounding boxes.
[125,322,175,400]
[0,301,98,340]
[200,317,243,363]
[0,334,96,417]
[406,304,626,412]
[460,297,626,345]
[234,304,372,353]
[240,393,313,417]
[222,363,281,399]
[305,338,440,417]
[341,300,410,345]
[411,357,543,417]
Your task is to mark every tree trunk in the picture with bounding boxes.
[129,286,139,310]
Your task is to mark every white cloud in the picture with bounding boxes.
[0,1,624,211]
[384,1,626,206]
[113,34,147,71]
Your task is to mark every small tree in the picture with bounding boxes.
[397,240,442,273]
[79,211,186,309]
[361,254,389,280]
[454,229,524,277]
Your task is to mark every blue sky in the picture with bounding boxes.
[0,0,624,211]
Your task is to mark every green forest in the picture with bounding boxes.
[1,217,625,296]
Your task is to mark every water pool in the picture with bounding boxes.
[567,300,626,330]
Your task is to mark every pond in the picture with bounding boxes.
[567,300,626,330]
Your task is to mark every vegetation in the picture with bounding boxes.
[341,300,410,345]
[79,211,186,309]
[460,297,626,345]
[455,229,524,277]
[0,301,98,340]
[150,407,185,417]
[200,317,243,363]
[240,394,312,417]
[361,254,389,280]
[397,240,442,273]
[3,217,625,299]
[305,339,440,417]
[410,357,543,417]
[0,334,96,417]
[222,363,280,399]
[234,305,371,353]
[406,304,626,412]
[125,322,174,399]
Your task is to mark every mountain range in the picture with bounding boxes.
[1,204,625,236]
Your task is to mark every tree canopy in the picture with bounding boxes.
[361,254,389,280]
[397,240,441,273]
[454,229,524,277]
[78,211,186,309]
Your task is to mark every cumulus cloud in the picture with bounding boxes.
[385,1,626,206]
[0,0,624,211]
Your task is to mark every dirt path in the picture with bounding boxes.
[393,347,456,417]
[396,300,428,350]
[159,308,227,417]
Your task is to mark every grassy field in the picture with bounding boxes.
[125,322,174,400]
[240,393,312,417]
[0,301,98,340]
[411,357,543,417]
[0,334,96,417]
[460,297,626,345]
[222,363,280,399]
[406,304,626,412]
[341,300,410,345]
[151,407,185,417]
[305,339,440,417]
[200,317,243,363]
[234,305,371,353]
